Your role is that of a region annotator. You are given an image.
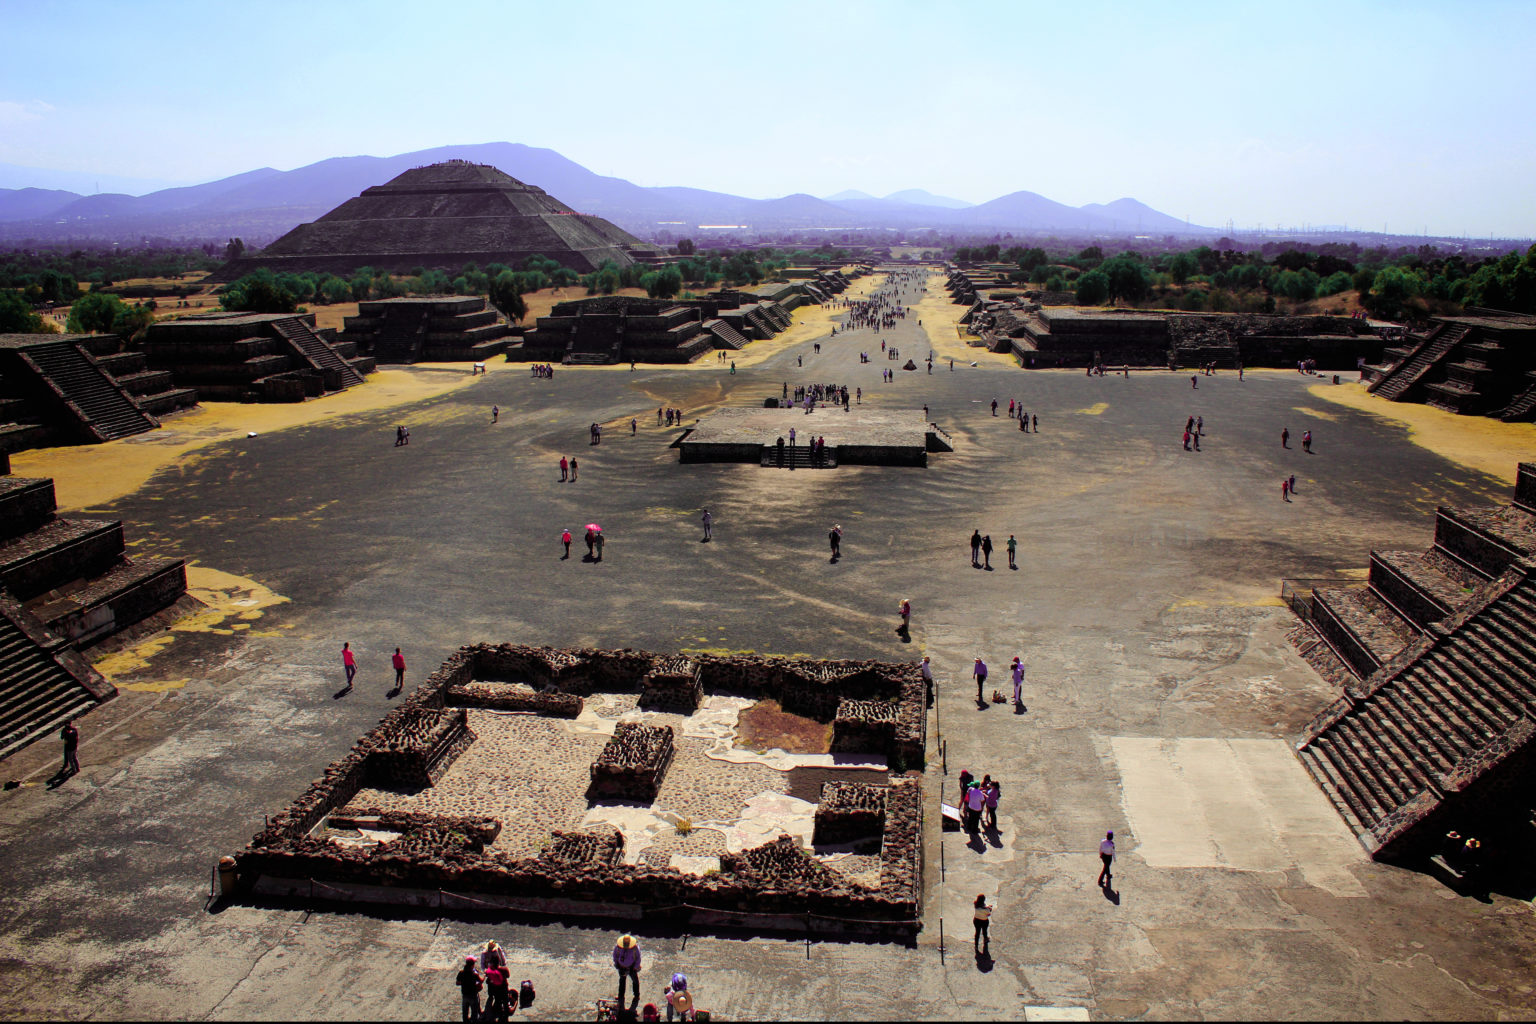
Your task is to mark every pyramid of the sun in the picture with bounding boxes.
[218,160,664,279]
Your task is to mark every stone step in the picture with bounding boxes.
[0,518,124,600]
[1298,745,1372,836]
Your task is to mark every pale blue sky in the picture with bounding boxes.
[2,0,1533,236]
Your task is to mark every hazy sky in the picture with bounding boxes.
[3,0,1533,236]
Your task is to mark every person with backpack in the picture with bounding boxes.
[456,955,483,1023]
[483,962,511,1022]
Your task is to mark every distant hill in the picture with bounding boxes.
[884,189,972,209]
[0,142,1211,243]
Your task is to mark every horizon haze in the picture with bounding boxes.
[1,0,1534,237]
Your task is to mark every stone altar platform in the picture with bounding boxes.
[678,407,935,467]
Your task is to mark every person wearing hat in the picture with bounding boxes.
[455,955,483,1023]
[665,973,693,1022]
[613,934,642,1009]
[1098,830,1116,887]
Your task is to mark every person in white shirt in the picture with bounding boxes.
[1098,830,1116,887]
[973,894,992,952]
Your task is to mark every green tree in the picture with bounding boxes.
[224,238,245,261]
[1075,269,1110,305]
[1317,271,1353,297]
[66,291,129,333]
[1168,251,1197,285]
[642,266,683,299]
[220,270,298,313]
[1100,255,1151,303]
[1366,265,1423,318]
[1076,245,1104,266]
[488,270,528,322]
[0,291,53,333]
[110,303,156,341]
[320,276,352,304]
[676,238,696,256]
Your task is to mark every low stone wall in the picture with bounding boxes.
[445,680,584,717]
[813,781,888,845]
[640,657,701,711]
[589,722,675,800]
[831,699,900,756]
[328,808,502,853]
[542,828,625,867]
[365,706,475,790]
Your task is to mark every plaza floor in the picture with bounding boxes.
[0,269,1533,1020]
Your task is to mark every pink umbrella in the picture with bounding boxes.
[585,523,602,533]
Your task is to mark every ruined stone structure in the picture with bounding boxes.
[217,161,666,280]
[588,722,675,800]
[233,644,926,935]
[944,272,1383,370]
[0,335,193,453]
[0,464,195,758]
[1288,464,1536,860]
[138,312,372,402]
[340,296,510,364]
[517,296,716,365]
[1364,310,1536,420]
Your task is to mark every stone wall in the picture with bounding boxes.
[445,680,584,717]
[812,781,888,845]
[588,722,675,800]
[234,645,927,936]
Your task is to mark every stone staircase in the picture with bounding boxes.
[1368,322,1471,401]
[271,316,365,389]
[759,444,837,469]
[1291,463,1536,859]
[703,319,750,350]
[9,340,159,441]
[0,594,113,762]
[1496,370,1536,422]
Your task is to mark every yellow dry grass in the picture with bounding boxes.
[1307,380,1536,485]
[11,364,509,512]
[913,270,1017,366]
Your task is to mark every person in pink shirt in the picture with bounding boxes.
[341,642,356,690]
[561,529,572,560]
[559,456,569,482]
[391,648,406,691]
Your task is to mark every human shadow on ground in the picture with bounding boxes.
[1102,883,1120,905]
[332,685,353,700]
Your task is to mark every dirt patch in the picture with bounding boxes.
[735,699,831,755]
[785,765,890,803]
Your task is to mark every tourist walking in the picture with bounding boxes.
[981,535,994,570]
[1010,657,1024,706]
[958,768,974,808]
[1303,429,1312,453]
[456,955,483,1023]
[559,456,568,482]
[595,530,605,562]
[973,656,988,705]
[985,780,1000,831]
[1281,427,1290,448]
[973,895,992,952]
[1282,477,1291,502]
[561,528,572,559]
[701,509,712,542]
[1006,534,1017,570]
[492,405,499,423]
[1031,414,1038,432]
[921,655,934,704]
[991,399,998,416]
[898,598,911,634]
[391,648,406,690]
[341,642,355,689]
[828,524,842,561]
[613,934,642,1009]
[569,457,578,481]
[970,529,982,567]
[60,718,79,777]
[1098,831,1116,887]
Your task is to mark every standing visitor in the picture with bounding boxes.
[898,598,911,633]
[828,524,842,561]
[613,934,642,1010]
[1303,429,1312,453]
[970,530,982,567]
[973,657,988,705]
[1281,427,1290,448]
[1006,534,1017,570]
[569,457,578,481]
[1010,657,1024,706]
[456,956,483,1023]
[492,405,499,423]
[595,530,605,562]
[391,648,406,690]
[60,719,79,777]
[701,509,712,542]
[985,780,1000,831]
[561,528,572,560]
[560,456,569,482]
[981,535,994,569]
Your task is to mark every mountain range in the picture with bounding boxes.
[0,142,1206,243]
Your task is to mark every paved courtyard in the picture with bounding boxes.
[1,270,1533,1020]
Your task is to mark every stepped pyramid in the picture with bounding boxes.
[1289,463,1536,859]
[218,160,665,279]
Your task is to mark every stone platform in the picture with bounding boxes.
[678,407,933,467]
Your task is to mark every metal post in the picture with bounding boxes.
[939,919,945,964]
[942,738,947,775]
[940,837,945,882]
